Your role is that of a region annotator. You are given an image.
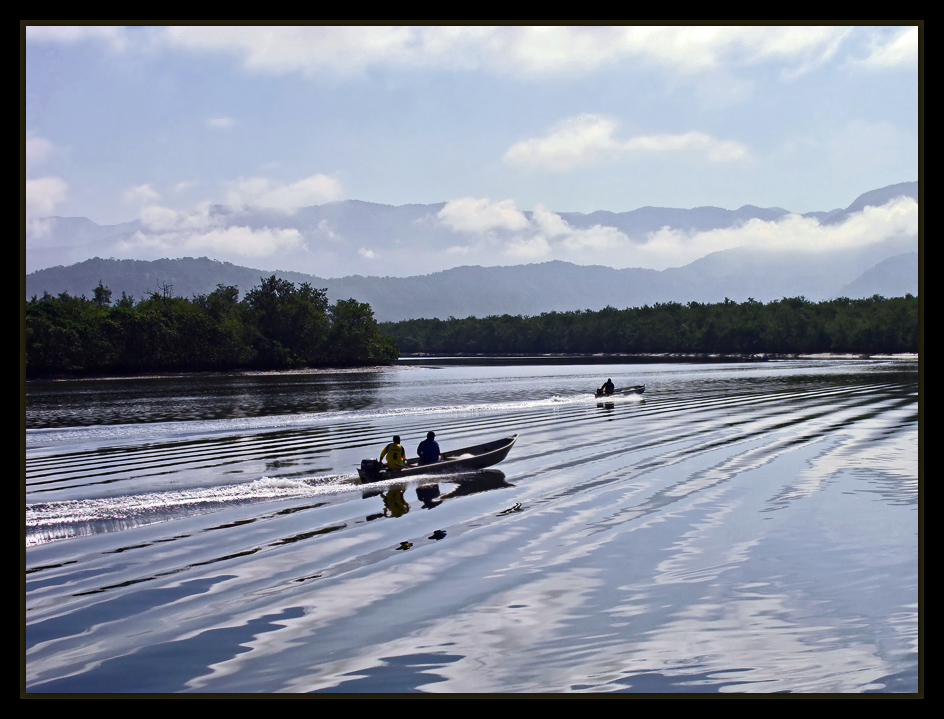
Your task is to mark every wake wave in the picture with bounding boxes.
[25,394,594,449]
[24,475,359,546]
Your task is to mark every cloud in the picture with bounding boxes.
[437,197,530,233]
[139,202,223,232]
[24,25,134,51]
[358,248,376,259]
[206,116,236,129]
[637,196,918,267]
[122,224,305,259]
[431,195,917,271]
[25,176,68,217]
[123,183,161,204]
[25,217,56,239]
[29,25,873,79]
[224,174,343,210]
[856,26,919,69]
[504,114,748,171]
[434,198,631,263]
[25,133,56,170]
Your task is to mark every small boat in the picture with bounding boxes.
[358,434,519,483]
[594,384,646,398]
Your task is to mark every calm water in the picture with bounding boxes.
[24,358,920,694]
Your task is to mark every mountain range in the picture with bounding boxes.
[24,182,919,322]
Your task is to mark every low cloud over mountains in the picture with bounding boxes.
[25,182,918,321]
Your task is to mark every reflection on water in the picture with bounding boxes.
[24,358,918,694]
[25,369,389,428]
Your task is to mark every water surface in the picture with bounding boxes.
[24,358,920,693]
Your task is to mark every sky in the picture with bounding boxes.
[23,25,920,275]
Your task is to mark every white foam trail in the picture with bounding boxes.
[26,394,591,449]
[25,475,359,539]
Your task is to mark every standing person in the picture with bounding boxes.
[380,435,407,471]
[417,431,441,465]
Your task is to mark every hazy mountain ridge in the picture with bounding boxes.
[24,182,919,321]
[25,248,918,323]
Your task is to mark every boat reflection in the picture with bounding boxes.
[362,470,512,518]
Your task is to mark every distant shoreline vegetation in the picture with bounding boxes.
[25,276,399,379]
[26,288,918,380]
[381,295,919,357]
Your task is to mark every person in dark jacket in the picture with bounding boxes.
[417,431,441,465]
[600,378,615,396]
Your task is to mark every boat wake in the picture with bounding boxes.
[26,394,588,449]
[24,475,362,547]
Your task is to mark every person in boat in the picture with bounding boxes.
[600,378,615,396]
[380,435,407,471]
[417,431,442,465]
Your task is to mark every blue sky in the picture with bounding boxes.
[24,25,919,274]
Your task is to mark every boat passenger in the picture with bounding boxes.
[380,435,407,471]
[417,431,442,465]
[600,378,615,396]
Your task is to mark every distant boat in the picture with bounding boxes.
[594,384,646,398]
[358,434,519,483]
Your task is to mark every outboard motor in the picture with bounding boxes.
[360,459,383,481]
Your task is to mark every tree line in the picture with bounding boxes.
[25,276,399,378]
[380,295,919,356]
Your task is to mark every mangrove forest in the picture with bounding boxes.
[25,287,919,379]
[25,276,399,378]
[380,295,919,356]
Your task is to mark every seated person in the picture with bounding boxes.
[600,378,615,396]
[417,431,441,465]
[380,435,406,470]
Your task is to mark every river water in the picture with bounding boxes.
[24,357,920,694]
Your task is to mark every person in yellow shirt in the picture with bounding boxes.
[380,435,407,471]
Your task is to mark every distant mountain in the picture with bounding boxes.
[26,242,918,323]
[25,181,918,279]
[24,182,919,320]
[824,181,919,224]
[837,252,918,298]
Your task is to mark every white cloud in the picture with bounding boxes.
[504,114,748,171]
[637,196,918,267]
[25,176,68,217]
[122,225,304,259]
[25,133,56,170]
[560,225,627,253]
[139,205,185,231]
[856,26,918,69]
[186,226,304,257]
[504,234,552,259]
[24,25,134,51]
[358,247,376,259]
[26,217,56,239]
[529,204,572,238]
[437,197,530,233]
[206,116,236,129]
[435,199,632,263]
[123,183,161,204]
[224,174,343,210]
[431,195,917,271]
[139,202,223,232]
[31,25,869,79]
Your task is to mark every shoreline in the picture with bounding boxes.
[402,352,919,361]
[25,352,918,383]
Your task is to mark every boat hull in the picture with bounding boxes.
[358,434,519,483]
[594,384,646,398]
